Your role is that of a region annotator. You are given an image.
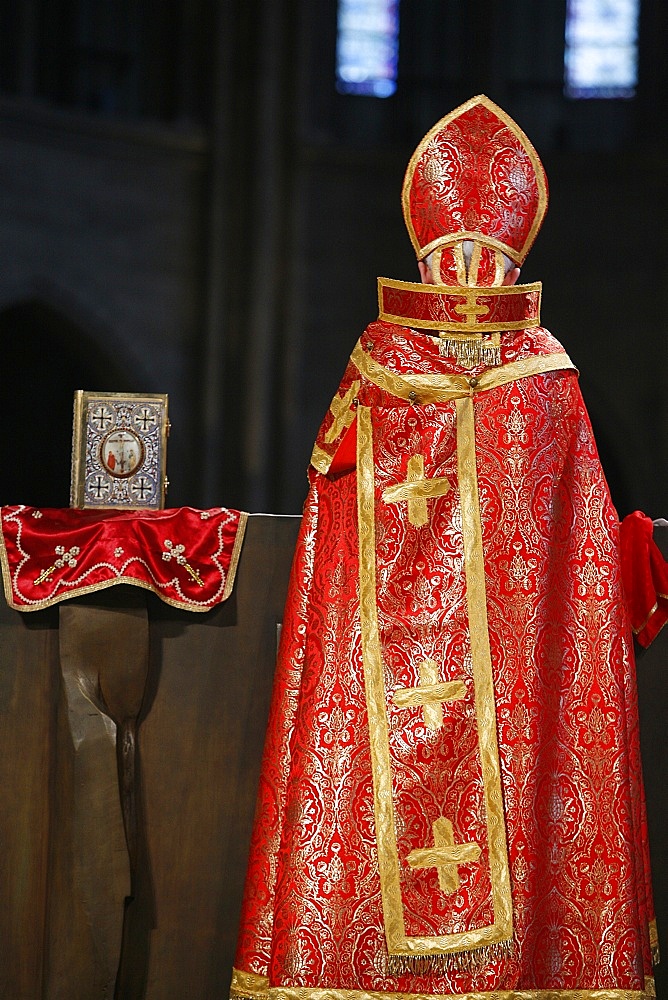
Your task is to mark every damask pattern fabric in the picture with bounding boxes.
[232,316,655,1000]
[402,96,548,265]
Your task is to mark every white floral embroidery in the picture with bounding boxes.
[34,545,81,586]
[161,539,204,587]
[54,545,80,569]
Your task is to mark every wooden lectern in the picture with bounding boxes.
[0,513,299,1000]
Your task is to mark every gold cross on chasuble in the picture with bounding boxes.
[382,454,451,527]
[392,660,466,731]
[324,381,360,444]
[407,817,481,894]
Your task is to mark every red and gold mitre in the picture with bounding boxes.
[402,95,548,277]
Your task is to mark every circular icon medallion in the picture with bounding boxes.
[100,428,145,478]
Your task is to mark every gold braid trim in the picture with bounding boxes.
[310,350,576,474]
[223,511,249,600]
[456,394,513,941]
[310,442,334,476]
[230,968,270,998]
[350,343,576,404]
[230,968,656,1000]
[0,520,12,610]
[356,406,406,949]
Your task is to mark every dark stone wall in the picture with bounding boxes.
[0,103,208,507]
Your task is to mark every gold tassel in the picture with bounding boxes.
[385,937,514,977]
[438,332,501,368]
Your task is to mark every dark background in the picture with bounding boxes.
[0,0,667,518]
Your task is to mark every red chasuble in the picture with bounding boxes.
[232,281,656,1000]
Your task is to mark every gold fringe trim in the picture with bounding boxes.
[438,334,501,368]
[386,937,514,976]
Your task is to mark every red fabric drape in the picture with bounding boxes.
[620,510,668,648]
[0,505,247,611]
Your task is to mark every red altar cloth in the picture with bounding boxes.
[620,510,668,648]
[0,505,247,612]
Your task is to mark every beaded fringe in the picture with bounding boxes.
[438,335,501,368]
[386,937,514,977]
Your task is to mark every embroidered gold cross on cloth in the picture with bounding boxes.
[382,454,451,527]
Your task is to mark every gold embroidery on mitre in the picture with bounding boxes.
[381,454,450,527]
[494,249,506,286]
[407,816,481,894]
[453,243,467,285]
[393,659,466,731]
[466,242,482,286]
[324,380,360,444]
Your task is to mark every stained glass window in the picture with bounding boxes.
[336,0,400,98]
[564,0,640,98]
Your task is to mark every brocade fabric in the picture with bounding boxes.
[402,96,547,265]
[233,316,655,1000]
